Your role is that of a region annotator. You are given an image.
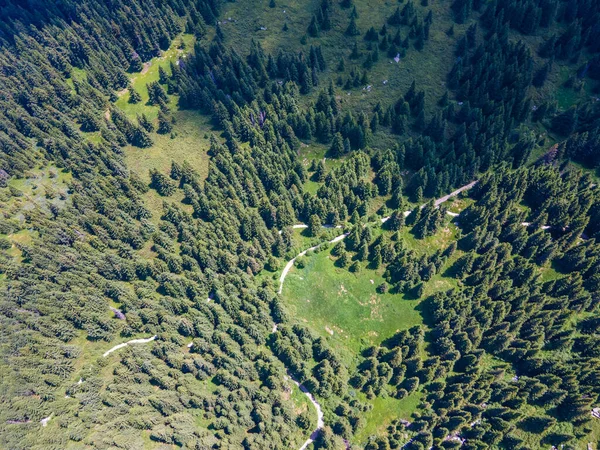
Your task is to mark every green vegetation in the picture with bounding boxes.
[355,392,422,442]
[0,0,600,449]
[283,247,423,358]
[124,110,212,183]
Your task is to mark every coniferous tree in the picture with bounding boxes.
[128,86,142,104]
[330,133,345,157]
[346,17,360,36]
[308,214,322,236]
[157,110,173,134]
[308,15,320,37]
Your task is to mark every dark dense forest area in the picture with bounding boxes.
[0,0,599,448]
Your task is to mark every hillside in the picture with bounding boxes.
[0,0,599,449]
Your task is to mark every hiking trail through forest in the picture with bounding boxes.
[278,180,479,294]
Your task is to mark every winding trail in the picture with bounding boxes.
[433,181,478,206]
[274,181,479,446]
[102,335,157,357]
[278,181,478,294]
[288,372,325,450]
[278,232,349,294]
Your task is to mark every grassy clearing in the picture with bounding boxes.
[110,33,212,189]
[111,35,213,221]
[115,34,196,120]
[282,245,423,362]
[400,219,461,256]
[280,217,463,359]
[354,391,422,443]
[124,110,213,183]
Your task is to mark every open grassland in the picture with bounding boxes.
[282,246,423,361]
[114,34,212,184]
[124,110,213,184]
[280,215,463,358]
[354,391,422,443]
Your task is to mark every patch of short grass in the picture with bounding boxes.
[124,110,212,183]
[354,391,422,444]
[115,34,195,121]
[282,246,423,362]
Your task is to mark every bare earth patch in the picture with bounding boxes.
[141,61,151,75]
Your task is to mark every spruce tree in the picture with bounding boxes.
[128,86,142,104]
[330,133,345,157]
[157,110,173,134]
[308,15,320,37]
[346,17,360,36]
[308,214,322,236]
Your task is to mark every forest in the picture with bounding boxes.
[0,0,599,449]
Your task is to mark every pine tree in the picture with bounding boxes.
[365,27,378,41]
[438,91,449,107]
[343,137,352,153]
[130,53,143,72]
[552,107,578,135]
[338,251,350,267]
[330,133,344,157]
[533,59,553,87]
[388,7,401,25]
[308,214,322,236]
[158,66,168,84]
[321,8,332,30]
[137,113,154,133]
[308,15,320,37]
[150,168,176,196]
[128,86,142,104]
[157,110,173,134]
[315,160,326,181]
[415,28,425,51]
[346,17,360,36]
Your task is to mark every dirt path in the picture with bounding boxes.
[433,181,478,206]
[269,321,324,449]
[278,181,478,294]
[290,372,325,450]
[141,61,151,75]
[271,182,480,446]
[278,232,349,294]
[102,335,157,357]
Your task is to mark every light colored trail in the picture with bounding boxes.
[102,335,157,357]
[274,182,479,446]
[289,372,324,450]
[433,181,478,206]
[522,222,551,230]
[271,323,323,449]
[279,224,343,234]
[278,181,478,294]
[278,233,348,294]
